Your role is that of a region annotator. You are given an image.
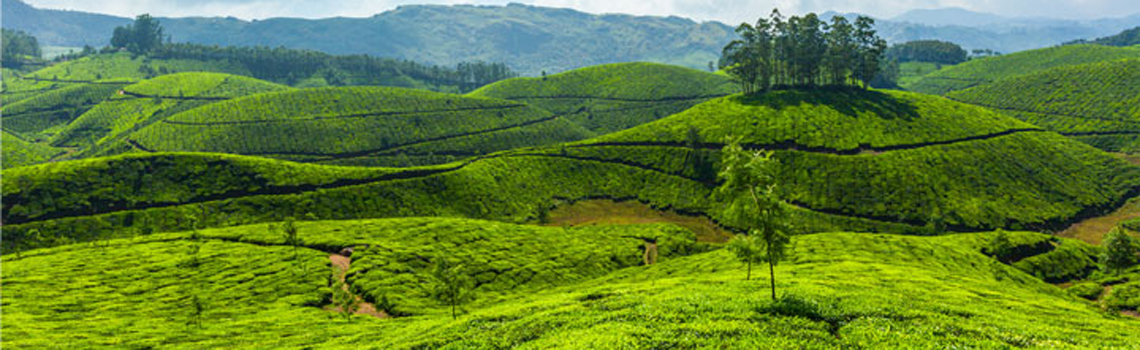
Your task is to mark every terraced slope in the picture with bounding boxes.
[575,89,1140,232]
[5,221,1138,348]
[6,91,1138,250]
[947,59,1140,152]
[52,72,290,153]
[116,86,591,167]
[908,45,1140,95]
[0,82,127,137]
[2,129,59,168]
[469,62,737,135]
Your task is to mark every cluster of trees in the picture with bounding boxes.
[2,29,43,67]
[885,40,967,65]
[719,11,890,93]
[970,49,1002,58]
[111,15,168,55]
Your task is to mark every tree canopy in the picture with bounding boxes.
[886,40,968,65]
[2,29,42,66]
[719,10,888,93]
[111,14,166,54]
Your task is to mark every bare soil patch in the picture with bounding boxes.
[1058,197,1140,245]
[327,254,387,318]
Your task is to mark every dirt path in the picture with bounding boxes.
[328,254,386,318]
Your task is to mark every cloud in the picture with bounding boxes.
[22,0,1140,22]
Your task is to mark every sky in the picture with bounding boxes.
[21,0,1140,24]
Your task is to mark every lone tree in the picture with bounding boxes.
[715,137,791,300]
[430,259,475,320]
[1101,227,1139,275]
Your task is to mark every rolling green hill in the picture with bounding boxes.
[5,89,1137,252]
[4,219,1137,348]
[108,86,591,166]
[946,58,1140,152]
[908,44,1140,95]
[2,129,59,168]
[52,72,291,154]
[469,62,737,135]
[0,82,127,137]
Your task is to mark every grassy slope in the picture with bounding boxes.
[947,58,1140,152]
[4,220,1138,348]
[0,82,128,136]
[896,61,944,90]
[2,129,59,168]
[118,86,590,166]
[908,44,1140,95]
[52,72,291,152]
[469,62,738,135]
[5,89,1138,248]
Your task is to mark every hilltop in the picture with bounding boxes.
[907,44,1140,95]
[947,58,1140,152]
[470,62,737,134]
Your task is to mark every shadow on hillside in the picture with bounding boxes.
[732,88,921,121]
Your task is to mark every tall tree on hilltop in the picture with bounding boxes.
[716,137,792,300]
[853,16,887,89]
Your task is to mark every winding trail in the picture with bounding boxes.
[328,253,386,318]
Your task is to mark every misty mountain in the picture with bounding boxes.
[5,0,1140,75]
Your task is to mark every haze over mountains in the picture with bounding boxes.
[3,0,1139,74]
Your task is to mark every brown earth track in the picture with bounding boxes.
[328,254,386,318]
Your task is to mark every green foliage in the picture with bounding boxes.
[595,89,1035,150]
[1101,227,1140,275]
[1067,282,1104,300]
[1012,235,1103,283]
[886,40,968,65]
[470,62,737,134]
[52,72,290,151]
[716,137,790,298]
[111,14,166,54]
[1105,281,1140,312]
[2,28,42,67]
[117,86,586,165]
[1067,26,1140,47]
[897,61,944,89]
[1,82,127,136]
[720,12,886,91]
[2,130,58,169]
[984,229,1016,263]
[431,259,476,319]
[909,44,1140,95]
[947,59,1140,152]
[727,234,762,279]
[6,228,1140,348]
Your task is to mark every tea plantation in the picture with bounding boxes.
[470,62,738,134]
[4,220,1138,348]
[908,44,1140,95]
[947,58,1140,152]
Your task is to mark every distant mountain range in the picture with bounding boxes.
[4,0,1139,75]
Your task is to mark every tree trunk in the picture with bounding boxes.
[747,260,752,280]
[451,300,457,320]
[769,259,777,300]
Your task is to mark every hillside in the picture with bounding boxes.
[4,219,1138,347]
[0,81,127,138]
[98,86,590,166]
[52,72,290,154]
[5,89,1137,251]
[908,44,1140,95]
[947,58,1140,152]
[469,62,738,134]
[1070,26,1140,47]
[1,129,59,168]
